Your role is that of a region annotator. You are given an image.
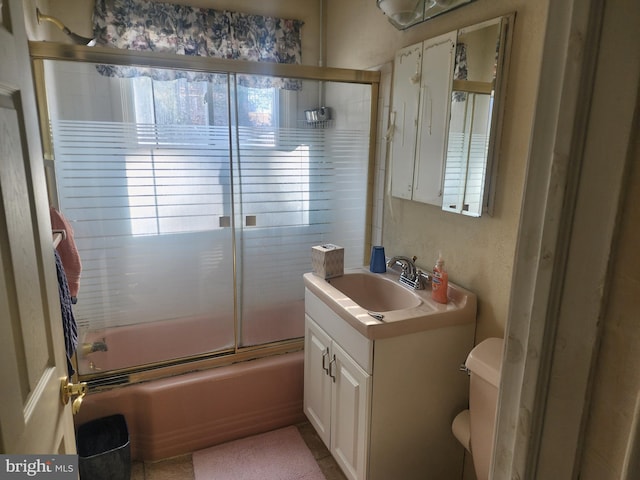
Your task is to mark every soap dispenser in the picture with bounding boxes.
[431,253,449,304]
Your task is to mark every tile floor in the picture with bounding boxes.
[131,422,347,480]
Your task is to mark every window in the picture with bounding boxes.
[124,76,284,236]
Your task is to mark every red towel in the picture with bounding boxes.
[50,207,82,299]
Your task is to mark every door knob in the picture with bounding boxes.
[60,378,88,415]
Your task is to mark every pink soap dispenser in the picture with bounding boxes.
[431,253,449,304]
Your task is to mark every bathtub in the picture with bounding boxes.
[74,351,305,461]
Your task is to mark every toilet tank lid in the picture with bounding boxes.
[465,337,504,387]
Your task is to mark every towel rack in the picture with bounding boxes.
[53,229,67,248]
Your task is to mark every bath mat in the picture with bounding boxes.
[193,426,326,480]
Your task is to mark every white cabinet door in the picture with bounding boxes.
[390,43,422,200]
[304,316,332,448]
[330,342,371,480]
[413,31,457,205]
[304,315,372,480]
[390,31,457,206]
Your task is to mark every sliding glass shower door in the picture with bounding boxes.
[46,61,238,374]
[234,78,370,347]
[40,59,372,375]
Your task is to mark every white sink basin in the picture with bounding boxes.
[303,267,477,339]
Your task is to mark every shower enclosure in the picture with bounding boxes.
[31,43,379,380]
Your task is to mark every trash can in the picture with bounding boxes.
[77,414,131,480]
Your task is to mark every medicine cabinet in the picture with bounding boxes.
[389,14,514,216]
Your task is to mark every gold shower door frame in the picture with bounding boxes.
[29,41,380,389]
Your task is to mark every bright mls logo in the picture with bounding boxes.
[0,455,77,479]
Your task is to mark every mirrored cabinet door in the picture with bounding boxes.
[443,91,493,216]
[443,18,500,216]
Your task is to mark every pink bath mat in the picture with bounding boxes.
[192,426,326,480]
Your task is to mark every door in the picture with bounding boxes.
[235,77,372,348]
[413,30,457,205]
[390,43,422,200]
[303,316,332,448]
[331,342,371,480]
[0,0,76,454]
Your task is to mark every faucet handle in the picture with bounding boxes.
[417,269,432,286]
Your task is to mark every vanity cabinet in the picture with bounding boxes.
[303,288,474,480]
[390,31,457,205]
[304,316,371,480]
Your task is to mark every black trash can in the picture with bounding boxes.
[77,414,131,480]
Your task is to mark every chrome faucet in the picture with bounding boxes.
[387,255,431,290]
[387,256,417,279]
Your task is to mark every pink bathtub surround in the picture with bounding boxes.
[74,351,305,461]
[79,300,304,374]
[79,315,233,374]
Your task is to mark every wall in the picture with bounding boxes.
[325,0,547,341]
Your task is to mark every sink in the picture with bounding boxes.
[303,267,477,339]
[327,273,421,312]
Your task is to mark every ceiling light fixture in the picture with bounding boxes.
[376,0,425,27]
[376,0,476,30]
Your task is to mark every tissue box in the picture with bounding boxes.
[311,244,344,279]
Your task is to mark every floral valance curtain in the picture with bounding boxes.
[93,0,304,89]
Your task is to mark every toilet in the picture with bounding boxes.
[452,337,504,480]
